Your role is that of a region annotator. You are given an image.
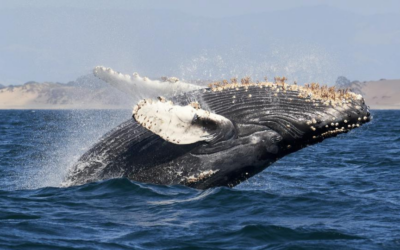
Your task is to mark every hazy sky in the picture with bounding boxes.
[3,0,400,16]
[1,0,399,85]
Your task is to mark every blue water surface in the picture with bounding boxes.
[0,110,399,250]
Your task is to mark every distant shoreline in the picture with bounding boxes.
[0,107,131,110]
[0,108,399,111]
[1,79,399,110]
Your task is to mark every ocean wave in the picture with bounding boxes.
[1,110,400,249]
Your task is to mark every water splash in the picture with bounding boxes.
[177,43,340,85]
[17,110,130,190]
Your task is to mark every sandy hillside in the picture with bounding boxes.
[0,81,132,109]
[359,79,400,110]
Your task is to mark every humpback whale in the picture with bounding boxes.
[63,67,371,189]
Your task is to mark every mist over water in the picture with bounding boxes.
[178,43,339,85]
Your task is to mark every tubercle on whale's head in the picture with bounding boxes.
[292,93,371,145]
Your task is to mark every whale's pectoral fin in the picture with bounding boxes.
[93,66,201,100]
[132,98,236,145]
[93,66,141,98]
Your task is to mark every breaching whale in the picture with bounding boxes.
[63,67,371,189]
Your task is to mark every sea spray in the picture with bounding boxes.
[177,43,339,85]
[19,110,130,189]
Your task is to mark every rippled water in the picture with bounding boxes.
[1,110,399,249]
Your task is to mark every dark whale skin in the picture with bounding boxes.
[64,85,371,189]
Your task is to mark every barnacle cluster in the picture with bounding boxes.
[185,169,219,184]
[206,76,363,107]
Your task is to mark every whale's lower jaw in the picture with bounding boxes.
[64,83,371,189]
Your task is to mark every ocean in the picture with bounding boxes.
[0,110,399,250]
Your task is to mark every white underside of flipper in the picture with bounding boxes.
[133,99,234,145]
[93,66,202,100]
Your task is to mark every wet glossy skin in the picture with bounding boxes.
[64,85,371,189]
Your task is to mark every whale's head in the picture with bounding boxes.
[179,81,371,188]
[202,81,371,144]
